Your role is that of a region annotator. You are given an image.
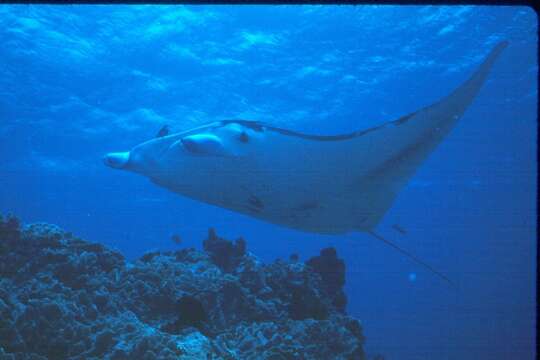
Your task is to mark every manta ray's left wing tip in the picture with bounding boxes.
[485,40,509,65]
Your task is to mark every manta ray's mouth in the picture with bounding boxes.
[103,152,130,169]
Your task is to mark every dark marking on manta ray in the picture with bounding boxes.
[222,119,265,132]
[156,125,170,138]
[239,131,249,143]
[246,206,260,214]
[293,201,319,211]
[248,195,264,209]
[392,224,407,235]
[392,112,416,126]
[357,216,369,224]
[219,119,392,142]
[246,195,264,213]
[190,114,413,143]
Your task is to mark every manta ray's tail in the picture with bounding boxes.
[367,230,456,288]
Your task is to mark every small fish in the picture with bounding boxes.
[392,224,407,235]
[289,253,299,262]
[171,234,182,245]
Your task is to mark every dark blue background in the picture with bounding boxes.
[0,5,536,359]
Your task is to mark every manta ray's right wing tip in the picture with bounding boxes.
[497,40,509,50]
[490,40,509,59]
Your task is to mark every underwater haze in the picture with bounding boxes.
[0,5,537,360]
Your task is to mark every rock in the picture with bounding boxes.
[306,247,348,312]
[203,227,246,272]
[161,296,207,334]
[0,214,20,244]
[0,215,366,359]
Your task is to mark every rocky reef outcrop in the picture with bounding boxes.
[0,215,365,359]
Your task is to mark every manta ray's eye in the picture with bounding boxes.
[239,131,249,143]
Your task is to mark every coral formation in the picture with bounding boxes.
[0,215,365,359]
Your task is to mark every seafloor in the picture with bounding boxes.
[0,215,366,359]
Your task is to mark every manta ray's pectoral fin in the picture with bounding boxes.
[351,41,508,231]
[171,134,229,157]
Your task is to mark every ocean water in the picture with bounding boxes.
[0,5,536,359]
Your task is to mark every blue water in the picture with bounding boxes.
[0,5,536,359]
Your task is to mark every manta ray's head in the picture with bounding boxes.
[102,134,180,173]
[103,121,265,189]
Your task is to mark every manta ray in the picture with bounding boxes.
[104,41,508,284]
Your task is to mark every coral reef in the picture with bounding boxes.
[0,215,365,359]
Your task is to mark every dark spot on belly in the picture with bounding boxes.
[294,201,319,211]
[247,195,264,213]
[249,195,264,209]
[239,131,249,143]
[357,216,369,224]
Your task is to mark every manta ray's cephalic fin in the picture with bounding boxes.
[367,230,457,288]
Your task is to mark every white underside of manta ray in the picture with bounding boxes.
[104,41,507,283]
